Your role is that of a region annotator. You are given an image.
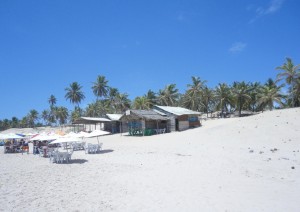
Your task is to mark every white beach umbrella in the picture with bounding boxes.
[2,133,24,140]
[50,137,82,144]
[0,133,8,140]
[63,132,77,138]
[86,130,110,138]
[86,130,110,145]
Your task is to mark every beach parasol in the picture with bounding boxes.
[50,137,82,144]
[86,130,110,145]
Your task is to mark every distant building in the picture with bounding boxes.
[153,105,201,131]
[120,110,169,134]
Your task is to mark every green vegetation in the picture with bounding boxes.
[0,58,299,131]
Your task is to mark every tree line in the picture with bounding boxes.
[0,58,299,131]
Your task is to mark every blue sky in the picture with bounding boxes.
[0,0,299,119]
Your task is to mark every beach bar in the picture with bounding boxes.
[153,105,201,131]
[120,110,169,135]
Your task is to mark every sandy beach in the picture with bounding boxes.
[0,108,299,211]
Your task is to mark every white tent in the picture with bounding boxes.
[86,130,110,145]
[50,137,82,144]
[0,133,24,140]
[30,133,60,141]
[86,130,110,138]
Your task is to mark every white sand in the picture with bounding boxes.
[0,108,299,211]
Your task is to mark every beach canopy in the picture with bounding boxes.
[50,137,82,144]
[0,133,8,139]
[0,133,24,140]
[63,131,90,138]
[86,130,110,138]
[29,132,60,141]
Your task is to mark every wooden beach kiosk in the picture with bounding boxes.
[153,105,201,131]
[120,110,169,136]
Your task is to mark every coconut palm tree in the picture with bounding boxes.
[214,83,234,117]
[85,102,98,117]
[133,96,151,109]
[11,117,19,128]
[182,77,206,111]
[276,58,300,107]
[201,86,215,117]
[114,93,131,113]
[19,117,28,128]
[257,79,285,110]
[157,84,179,106]
[248,82,262,112]
[65,82,85,108]
[145,90,157,108]
[290,78,300,107]
[70,107,83,123]
[48,95,57,107]
[92,75,109,100]
[231,81,252,117]
[41,110,50,126]
[55,106,69,125]
[27,109,39,128]
[96,100,113,116]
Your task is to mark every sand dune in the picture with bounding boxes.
[0,108,299,211]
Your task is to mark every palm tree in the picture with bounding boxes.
[257,79,285,110]
[71,107,82,123]
[2,119,10,130]
[145,90,157,108]
[85,102,98,117]
[183,77,206,111]
[201,86,215,117]
[248,82,262,112]
[92,75,109,100]
[157,84,179,106]
[19,117,28,128]
[96,100,113,116]
[41,110,50,126]
[55,106,69,125]
[214,83,234,117]
[114,93,131,113]
[290,78,300,107]
[107,87,119,109]
[27,109,39,128]
[11,117,19,128]
[48,95,57,107]
[231,81,252,117]
[133,96,151,109]
[276,58,300,107]
[65,82,85,108]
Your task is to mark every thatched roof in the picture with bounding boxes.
[121,110,169,121]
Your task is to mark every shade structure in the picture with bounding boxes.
[86,130,110,138]
[0,133,24,140]
[86,130,110,146]
[30,133,60,141]
[0,133,8,139]
[50,137,82,144]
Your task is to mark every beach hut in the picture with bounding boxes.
[153,105,201,131]
[120,110,169,135]
[105,114,127,133]
[72,117,111,132]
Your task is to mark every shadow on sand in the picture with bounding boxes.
[87,149,114,155]
[62,159,88,164]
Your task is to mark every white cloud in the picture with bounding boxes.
[266,0,284,14]
[229,42,247,53]
[249,0,284,23]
